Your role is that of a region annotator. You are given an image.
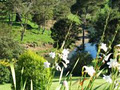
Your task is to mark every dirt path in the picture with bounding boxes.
[22,43,53,52]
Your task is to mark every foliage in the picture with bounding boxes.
[0,23,23,59]
[111,0,120,11]
[53,0,75,20]
[71,0,106,17]
[16,50,52,90]
[51,18,81,48]
[70,0,108,34]
[32,0,55,27]
[67,14,81,24]
[89,7,120,47]
[0,64,10,84]
[0,2,8,22]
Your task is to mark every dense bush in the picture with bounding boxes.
[51,18,81,48]
[0,23,23,59]
[0,38,23,59]
[69,51,93,76]
[0,64,10,84]
[16,50,52,90]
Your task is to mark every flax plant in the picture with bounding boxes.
[10,61,28,90]
[0,59,28,90]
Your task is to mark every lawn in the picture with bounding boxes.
[50,77,108,90]
[0,77,108,90]
[4,18,54,46]
[13,28,53,45]
[0,84,11,90]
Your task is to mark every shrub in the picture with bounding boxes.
[0,23,23,59]
[69,51,93,76]
[16,50,52,90]
[51,18,81,48]
[0,64,10,84]
[0,38,23,59]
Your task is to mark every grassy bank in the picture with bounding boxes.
[0,77,108,90]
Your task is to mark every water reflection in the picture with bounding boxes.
[68,43,97,59]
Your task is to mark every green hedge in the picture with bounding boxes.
[0,64,10,84]
[16,50,52,90]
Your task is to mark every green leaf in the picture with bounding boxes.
[10,62,16,90]
[96,69,104,77]
[22,79,27,90]
[31,79,33,90]
[93,82,107,90]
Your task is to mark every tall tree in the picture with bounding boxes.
[51,18,81,49]
[89,0,120,49]
[71,0,106,50]
[53,0,76,20]
[32,0,55,32]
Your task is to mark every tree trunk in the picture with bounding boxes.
[82,14,87,51]
[8,13,11,24]
[21,30,24,41]
[15,13,22,22]
[42,19,46,34]
[38,25,41,31]
[20,23,26,41]
[20,15,27,41]
[82,26,85,50]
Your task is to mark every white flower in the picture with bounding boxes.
[49,52,55,59]
[55,63,61,71]
[100,43,108,52]
[57,49,70,68]
[63,80,69,90]
[107,59,119,68]
[62,55,67,60]
[62,49,69,56]
[61,49,69,64]
[118,66,120,72]
[64,59,69,64]
[104,53,112,61]
[117,64,120,72]
[44,61,50,68]
[102,53,112,63]
[103,75,112,83]
[62,55,69,63]
[62,62,67,68]
[83,66,96,77]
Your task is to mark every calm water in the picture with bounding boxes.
[68,43,97,59]
[85,43,97,58]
